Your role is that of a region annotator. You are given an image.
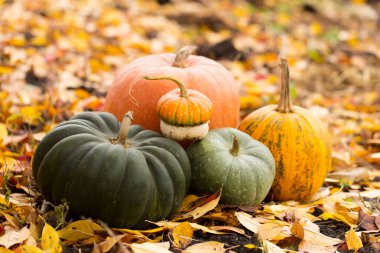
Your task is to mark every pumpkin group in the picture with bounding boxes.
[32,111,191,228]
[104,46,240,133]
[239,59,332,201]
[186,128,276,206]
[144,76,213,142]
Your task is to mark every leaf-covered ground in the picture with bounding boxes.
[0,0,379,252]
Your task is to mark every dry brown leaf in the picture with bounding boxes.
[307,187,331,202]
[261,204,317,221]
[262,240,285,253]
[209,226,245,235]
[183,241,225,253]
[298,226,343,252]
[0,211,22,229]
[328,167,370,182]
[358,211,378,231]
[356,189,380,199]
[0,226,30,249]
[258,221,292,241]
[235,211,261,233]
[1,133,29,146]
[170,222,193,249]
[130,242,171,253]
[98,235,126,253]
[32,132,46,142]
[298,242,339,253]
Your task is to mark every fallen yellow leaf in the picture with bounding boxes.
[20,245,44,253]
[0,123,7,142]
[0,65,14,75]
[319,212,356,227]
[244,244,257,249]
[171,222,193,249]
[58,220,104,243]
[41,223,62,253]
[20,106,43,125]
[0,248,14,253]
[345,228,363,252]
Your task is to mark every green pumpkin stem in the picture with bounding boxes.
[144,76,189,98]
[115,111,133,144]
[172,46,197,68]
[230,135,240,156]
[277,58,293,113]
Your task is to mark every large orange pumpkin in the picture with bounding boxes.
[104,46,240,133]
[238,59,332,201]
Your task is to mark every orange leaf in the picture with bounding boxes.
[290,220,304,239]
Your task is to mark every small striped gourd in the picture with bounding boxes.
[238,59,332,201]
[144,76,213,142]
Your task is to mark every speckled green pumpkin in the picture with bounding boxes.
[32,112,191,228]
[186,128,275,206]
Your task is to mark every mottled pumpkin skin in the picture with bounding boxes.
[104,53,240,132]
[238,105,332,201]
[157,88,213,126]
[186,128,275,206]
[32,112,191,228]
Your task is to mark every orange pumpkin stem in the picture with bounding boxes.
[230,135,240,156]
[114,111,133,145]
[144,76,189,98]
[172,46,197,68]
[276,58,293,113]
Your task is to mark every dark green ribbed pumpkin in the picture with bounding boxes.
[186,128,275,206]
[32,111,191,228]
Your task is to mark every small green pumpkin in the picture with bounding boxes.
[32,111,191,228]
[186,128,275,206]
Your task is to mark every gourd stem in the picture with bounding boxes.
[276,58,293,113]
[230,135,240,156]
[115,111,133,144]
[144,76,189,98]
[172,46,197,68]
